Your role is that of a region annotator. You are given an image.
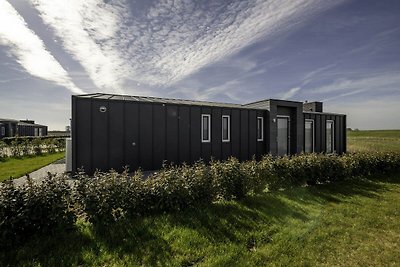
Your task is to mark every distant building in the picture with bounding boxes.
[0,118,48,139]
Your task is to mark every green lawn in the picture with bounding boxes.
[1,174,399,266]
[0,152,65,182]
[348,129,400,153]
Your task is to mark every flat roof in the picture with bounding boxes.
[74,93,345,116]
[75,93,260,109]
[18,122,47,127]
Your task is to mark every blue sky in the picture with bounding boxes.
[0,0,399,130]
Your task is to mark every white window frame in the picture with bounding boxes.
[201,114,211,143]
[221,115,230,142]
[326,120,335,154]
[257,117,264,141]
[304,119,314,153]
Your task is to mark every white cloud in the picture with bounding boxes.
[30,0,345,94]
[282,87,301,99]
[309,71,400,99]
[0,1,84,94]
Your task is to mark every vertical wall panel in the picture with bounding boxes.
[190,107,201,163]
[91,100,109,172]
[179,106,191,164]
[200,107,212,162]
[212,108,222,160]
[249,110,257,159]
[315,115,321,152]
[231,109,240,159]
[221,109,232,160]
[321,115,326,152]
[153,104,166,169]
[139,103,153,170]
[256,110,264,159]
[108,101,124,172]
[343,115,347,153]
[166,105,179,164]
[240,110,249,161]
[124,102,139,171]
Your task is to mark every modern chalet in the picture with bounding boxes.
[0,118,48,139]
[71,93,346,174]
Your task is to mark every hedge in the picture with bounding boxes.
[1,151,400,247]
[0,137,65,160]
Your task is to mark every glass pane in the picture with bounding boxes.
[257,119,262,140]
[277,118,288,156]
[305,121,313,153]
[203,116,209,140]
[326,121,333,153]
[222,117,228,140]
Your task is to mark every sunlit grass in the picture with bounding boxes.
[348,129,400,153]
[0,152,65,182]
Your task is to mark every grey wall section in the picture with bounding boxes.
[72,96,269,174]
[269,100,303,155]
[303,112,346,154]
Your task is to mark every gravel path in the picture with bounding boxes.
[12,158,67,186]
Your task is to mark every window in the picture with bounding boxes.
[34,128,39,136]
[326,120,334,153]
[1,127,5,136]
[222,115,230,142]
[201,114,211,143]
[39,128,43,137]
[257,117,264,141]
[304,119,314,153]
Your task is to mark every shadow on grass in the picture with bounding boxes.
[2,173,399,266]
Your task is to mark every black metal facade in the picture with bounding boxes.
[72,94,346,174]
[0,119,47,139]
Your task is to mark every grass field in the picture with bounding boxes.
[347,129,400,152]
[0,152,65,182]
[1,174,399,266]
[1,131,399,266]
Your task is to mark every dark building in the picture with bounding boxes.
[72,93,346,174]
[0,118,48,139]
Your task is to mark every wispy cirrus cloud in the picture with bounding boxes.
[281,87,301,99]
[0,1,84,94]
[30,0,345,94]
[310,71,400,98]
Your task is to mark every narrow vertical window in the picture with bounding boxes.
[257,117,264,141]
[222,115,230,142]
[201,114,211,143]
[305,119,314,153]
[326,120,334,153]
[1,127,4,136]
[34,128,39,137]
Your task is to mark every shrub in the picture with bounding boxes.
[0,174,76,247]
[76,168,152,224]
[0,141,6,160]
[210,157,246,200]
